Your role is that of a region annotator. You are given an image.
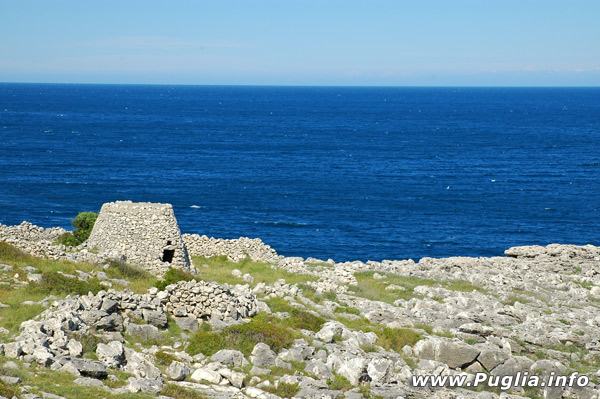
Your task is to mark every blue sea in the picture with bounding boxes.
[0,83,598,262]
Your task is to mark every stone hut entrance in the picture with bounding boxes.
[162,249,175,263]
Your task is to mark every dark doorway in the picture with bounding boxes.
[162,249,175,263]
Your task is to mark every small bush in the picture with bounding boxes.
[377,327,422,352]
[78,332,103,355]
[155,351,178,366]
[186,330,226,357]
[155,267,195,291]
[187,313,298,357]
[327,374,353,391]
[57,211,98,246]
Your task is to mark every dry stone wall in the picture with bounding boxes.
[182,234,279,263]
[87,201,191,275]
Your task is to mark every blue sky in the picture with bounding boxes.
[1,0,599,86]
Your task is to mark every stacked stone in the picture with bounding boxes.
[1,281,257,376]
[0,221,108,265]
[86,201,191,275]
[182,234,279,263]
[158,280,258,323]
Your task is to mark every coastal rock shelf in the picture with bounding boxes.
[0,216,599,399]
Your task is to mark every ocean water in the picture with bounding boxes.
[0,83,598,262]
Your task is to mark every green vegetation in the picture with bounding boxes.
[265,297,326,332]
[0,356,154,399]
[504,295,531,306]
[262,382,300,398]
[327,374,353,391]
[155,351,179,366]
[333,305,360,315]
[161,384,207,399]
[187,312,299,357]
[57,211,98,247]
[376,327,422,352]
[348,271,487,304]
[358,385,384,399]
[192,255,318,287]
[297,284,337,303]
[107,259,158,293]
[0,303,46,335]
[0,380,19,398]
[107,259,151,280]
[155,267,195,290]
[28,271,104,296]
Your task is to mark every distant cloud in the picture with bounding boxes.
[75,36,243,50]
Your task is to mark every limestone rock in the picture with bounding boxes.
[250,343,277,367]
[166,361,190,381]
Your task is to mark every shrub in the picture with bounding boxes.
[155,351,178,366]
[187,313,298,357]
[377,327,422,352]
[327,374,353,391]
[57,211,98,246]
[155,267,195,290]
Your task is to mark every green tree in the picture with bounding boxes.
[57,211,98,246]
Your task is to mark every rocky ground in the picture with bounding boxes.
[1,221,600,399]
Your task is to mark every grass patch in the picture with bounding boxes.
[0,380,19,398]
[349,271,487,304]
[262,382,300,398]
[0,359,155,399]
[377,327,422,352]
[336,316,378,332]
[161,384,207,399]
[193,255,318,287]
[0,242,97,274]
[265,297,325,332]
[504,295,531,306]
[0,303,46,335]
[187,312,299,357]
[297,284,337,303]
[155,267,195,291]
[26,271,104,296]
[333,305,360,315]
[107,259,151,280]
[327,374,353,391]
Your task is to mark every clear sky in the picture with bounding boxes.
[1,0,599,86]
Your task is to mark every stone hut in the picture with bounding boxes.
[86,201,191,275]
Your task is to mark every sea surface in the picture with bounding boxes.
[0,83,598,262]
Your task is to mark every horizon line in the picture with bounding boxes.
[1,81,600,89]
